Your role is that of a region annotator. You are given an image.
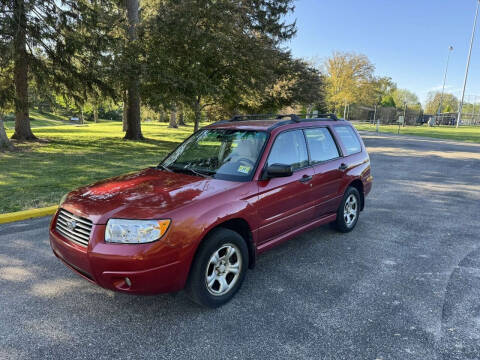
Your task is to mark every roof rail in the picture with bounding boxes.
[227,113,339,122]
[304,113,339,121]
[229,114,299,122]
[210,113,341,128]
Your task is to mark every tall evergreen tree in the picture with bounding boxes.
[0,42,14,150]
[0,0,116,140]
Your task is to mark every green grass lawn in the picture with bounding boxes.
[353,123,480,143]
[2,119,479,214]
[1,122,196,213]
[3,110,82,129]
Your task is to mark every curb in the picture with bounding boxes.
[0,205,58,224]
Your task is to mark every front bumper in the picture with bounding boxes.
[49,212,193,295]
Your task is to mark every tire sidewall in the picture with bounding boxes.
[186,228,249,308]
[337,187,361,232]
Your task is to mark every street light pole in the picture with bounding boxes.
[457,0,480,128]
[437,46,454,116]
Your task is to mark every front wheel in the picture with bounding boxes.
[185,228,248,308]
[332,187,361,233]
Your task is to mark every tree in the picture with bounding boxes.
[169,105,178,128]
[380,95,396,108]
[178,104,186,126]
[123,0,143,140]
[1,0,117,140]
[0,115,13,151]
[373,76,397,106]
[392,89,421,109]
[236,57,324,114]
[142,0,296,132]
[0,45,14,150]
[425,91,459,114]
[12,0,33,140]
[376,76,397,98]
[324,52,377,112]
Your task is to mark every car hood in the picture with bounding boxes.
[61,168,239,224]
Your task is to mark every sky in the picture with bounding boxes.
[286,0,480,105]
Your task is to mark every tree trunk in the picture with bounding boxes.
[11,0,36,141]
[159,109,166,122]
[93,107,98,123]
[79,108,84,124]
[178,104,186,126]
[169,105,178,128]
[306,105,313,118]
[194,98,201,132]
[124,76,143,140]
[122,90,128,131]
[0,114,14,151]
[123,0,144,140]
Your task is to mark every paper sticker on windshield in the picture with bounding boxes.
[237,165,251,174]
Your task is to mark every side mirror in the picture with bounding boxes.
[265,163,293,178]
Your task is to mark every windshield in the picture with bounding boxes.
[161,129,268,181]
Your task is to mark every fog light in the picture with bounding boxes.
[125,277,132,287]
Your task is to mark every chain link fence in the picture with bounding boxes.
[343,103,480,127]
[417,112,480,126]
[344,104,423,126]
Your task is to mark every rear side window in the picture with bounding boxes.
[304,128,339,163]
[334,126,362,155]
[267,130,308,171]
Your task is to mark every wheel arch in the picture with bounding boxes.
[348,179,365,211]
[190,217,256,275]
[216,218,256,269]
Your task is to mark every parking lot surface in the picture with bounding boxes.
[1,133,479,360]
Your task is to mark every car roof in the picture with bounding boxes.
[205,116,346,132]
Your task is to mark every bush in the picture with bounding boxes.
[4,114,15,122]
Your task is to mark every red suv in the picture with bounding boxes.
[50,114,372,307]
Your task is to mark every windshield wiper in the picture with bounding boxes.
[168,165,212,178]
[157,164,172,172]
[184,166,212,178]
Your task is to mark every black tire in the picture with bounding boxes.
[332,186,361,233]
[185,228,249,308]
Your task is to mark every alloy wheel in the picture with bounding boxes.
[205,243,242,296]
[344,194,358,227]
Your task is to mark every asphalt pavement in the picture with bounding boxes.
[1,132,479,360]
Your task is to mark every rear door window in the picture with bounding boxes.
[333,126,362,155]
[304,128,340,164]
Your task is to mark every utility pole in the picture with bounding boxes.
[457,0,480,128]
[438,46,454,116]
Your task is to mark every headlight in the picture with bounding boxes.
[105,219,171,244]
[59,193,69,206]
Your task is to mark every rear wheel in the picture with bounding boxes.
[185,228,248,308]
[333,186,360,233]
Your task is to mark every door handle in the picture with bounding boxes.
[339,163,348,171]
[299,175,312,183]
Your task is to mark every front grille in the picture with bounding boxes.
[55,209,93,247]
